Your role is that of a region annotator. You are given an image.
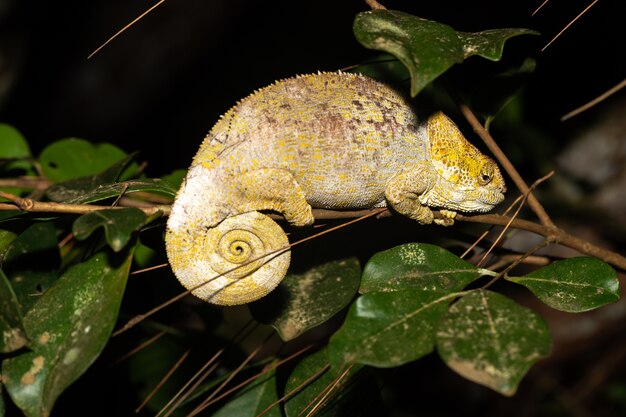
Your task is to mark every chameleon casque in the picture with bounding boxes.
[166,72,506,305]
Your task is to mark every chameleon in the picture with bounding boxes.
[166,72,506,306]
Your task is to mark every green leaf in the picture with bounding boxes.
[2,222,60,313]
[47,178,176,204]
[44,153,137,202]
[161,169,186,191]
[284,348,380,417]
[353,10,538,97]
[39,138,129,182]
[0,124,32,165]
[2,245,134,417]
[458,28,540,60]
[212,369,280,417]
[0,227,20,260]
[436,290,551,396]
[250,258,361,341]
[354,10,464,97]
[46,178,176,204]
[0,124,35,197]
[0,269,28,353]
[506,257,620,313]
[72,208,147,252]
[463,58,537,127]
[329,290,454,368]
[361,242,484,294]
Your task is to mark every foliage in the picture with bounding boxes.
[0,6,621,417]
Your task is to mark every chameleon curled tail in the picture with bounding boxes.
[166,210,291,305]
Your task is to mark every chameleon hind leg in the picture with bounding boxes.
[232,168,315,227]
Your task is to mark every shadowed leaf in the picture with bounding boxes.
[212,369,280,417]
[2,245,134,417]
[436,290,551,396]
[284,348,380,417]
[0,270,28,353]
[73,208,147,252]
[250,258,361,341]
[329,290,454,368]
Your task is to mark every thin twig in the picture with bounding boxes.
[456,103,556,229]
[187,333,274,417]
[256,364,331,417]
[485,254,550,271]
[0,177,50,190]
[542,0,600,52]
[157,352,223,417]
[110,330,166,367]
[198,345,314,410]
[305,365,353,417]
[477,171,554,267]
[532,0,551,16]
[364,0,386,10]
[136,349,192,413]
[461,192,526,259]
[561,78,626,121]
[88,0,167,59]
[482,237,555,288]
[130,263,169,275]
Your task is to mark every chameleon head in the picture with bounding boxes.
[423,112,506,212]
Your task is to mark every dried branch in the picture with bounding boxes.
[561,77,626,121]
[1,186,624,270]
[0,190,169,216]
[364,0,386,10]
[456,102,557,229]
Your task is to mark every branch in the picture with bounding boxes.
[0,191,168,217]
[364,0,386,10]
[457,102,557,229]
[2,192,624,271]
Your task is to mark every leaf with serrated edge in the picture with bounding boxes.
[361,243,484,294]
[329,290,455,368]
[2,246,134,417]
[506,257,619,313]
[72,208,147,252]
[436,290,551,396]
[250,258,360,341]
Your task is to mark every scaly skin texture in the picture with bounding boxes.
[166,72,506,305]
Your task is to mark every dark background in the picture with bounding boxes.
[1,1,625,416]
[1,0,624,173]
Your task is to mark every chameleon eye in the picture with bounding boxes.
[478,165,493,186]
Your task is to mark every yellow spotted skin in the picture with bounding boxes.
[166,72,506,305]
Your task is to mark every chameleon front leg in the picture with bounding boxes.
[385,166,455,226]
[232,168,315,227]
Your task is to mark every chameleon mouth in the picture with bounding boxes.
[476,190,505,211]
